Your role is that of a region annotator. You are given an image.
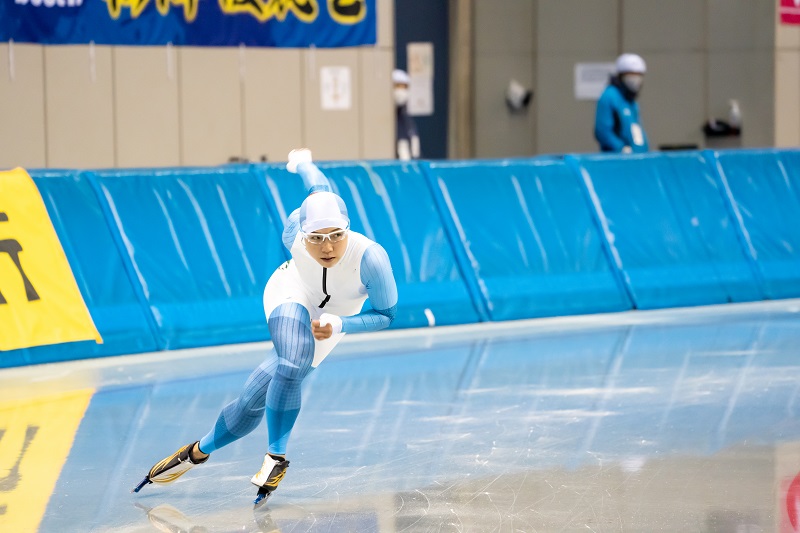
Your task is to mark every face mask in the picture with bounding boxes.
[621,74,644,94]
[393,87,409,106]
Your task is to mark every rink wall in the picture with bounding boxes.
[2,148,799,367]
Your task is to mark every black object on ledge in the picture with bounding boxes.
[703,119,741,138]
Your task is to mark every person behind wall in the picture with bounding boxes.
[132,148,399,507]
[594,53,649,154]
[393,69,420,161]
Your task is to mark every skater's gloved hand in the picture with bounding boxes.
[312,313,342,340]
[287,148,313,173]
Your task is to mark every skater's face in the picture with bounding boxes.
[303,226,349,267]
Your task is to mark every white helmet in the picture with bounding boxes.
[616,53,646,74]
[392,69,410,85]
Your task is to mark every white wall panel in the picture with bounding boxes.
[775,50,800,147]
[537,0,617,54]
[624,0,705,53]
[302,49,360,161]
[377,0,394,49]
[179,47,242,166]
[709,0,774,52]
[709,51,774,148]
[114,47,180,168]
[474,0,536,157]
[475,53,536,158]
[242,48,303,164]
[359,48,394,159]
[776,10,800,50]
[536,53,603,154]
[476,0,537,54]
[45,46,115,169]
[637,52,705,150]
[0,44,46,170]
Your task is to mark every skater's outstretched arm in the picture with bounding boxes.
[282,153,336,250]
[296,161,332,194]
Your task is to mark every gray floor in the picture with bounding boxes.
[2,300,800,532]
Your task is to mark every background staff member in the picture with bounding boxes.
[594,53,649,154]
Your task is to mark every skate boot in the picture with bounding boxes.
[251,454,290,507]
[131,441,208,493]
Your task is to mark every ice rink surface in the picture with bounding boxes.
[2,299,800,532]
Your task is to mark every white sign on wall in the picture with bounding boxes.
[574,62,615,100]
[320,66,351,110]
[407,42,434,116]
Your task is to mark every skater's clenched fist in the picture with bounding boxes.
[311,320,333,340]
[312,313,342,341]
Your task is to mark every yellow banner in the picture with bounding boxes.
[0,389,94,533]
[0,168,101,350]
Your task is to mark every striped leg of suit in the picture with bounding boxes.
[265,303,315,455]
[197,302,314,456]
[198,352,279,454]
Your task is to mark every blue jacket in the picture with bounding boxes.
[594,77,649,153]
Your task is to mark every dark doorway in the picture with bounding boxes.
[394,1,449,159]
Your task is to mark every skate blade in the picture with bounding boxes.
[253,488,271,508]
[131,477,151,493]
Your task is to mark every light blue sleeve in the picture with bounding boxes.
[297,162,333,194]
[341,244,398,334]
[283,209,301,251]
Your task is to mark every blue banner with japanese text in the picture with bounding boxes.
[0,0,375,47]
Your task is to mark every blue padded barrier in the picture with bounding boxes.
[89,166,286,350]
[574,151,763,309]
[712,149,800,299]
[423,158,632,321]
[1,171,160,368]
[252,161,482,328]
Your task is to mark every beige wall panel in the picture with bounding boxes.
[114,47,180,168]
[776,9,800,49]
[473,0,536,157]
[179,47,242,166]
[632,52,705,150]
[775,50,800,147]
[359,48,394,159]
[302,49,360,161]
[708,52,774,148]
[474,53,536,158]
[475,0,535,54]
[376,0,394,49]
[637,53,705,150]
[537,0,617,54]
[536,53,603,155]
[623,0,704,53]
[45,46,115,169]
[709,0,774,52]
[0,44,46,170]
[242,49,302,164]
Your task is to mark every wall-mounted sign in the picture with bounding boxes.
[407,42,434,116]
[574,63,616,101]
[321,66,352,110]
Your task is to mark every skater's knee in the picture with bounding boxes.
[276,357,312,382]
[240,382,268,410]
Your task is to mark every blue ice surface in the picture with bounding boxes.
[31,299,800,532]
